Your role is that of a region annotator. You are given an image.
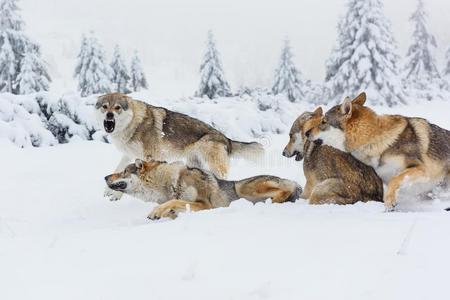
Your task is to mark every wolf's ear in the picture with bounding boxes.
[352,92,366,106]
[340,97,352,117]
[135,159,144,169]
[313,106,323,117]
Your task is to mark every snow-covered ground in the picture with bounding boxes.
[1,96,450,299]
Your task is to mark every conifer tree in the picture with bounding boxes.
[272,39,305,102]
[0,33,16,93]
[16,49,51,94]
[129,51,148,92]
[404,0,440,89]
[325,0,406,106]
[73,33,112,97]
[0,0,51,94]
[443,48,450,81]
[195,31,231,98]
[110,45,130,93]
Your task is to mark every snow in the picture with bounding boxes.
[1,97,450,299]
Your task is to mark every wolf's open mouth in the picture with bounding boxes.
[109,181,127,191]
[104,119,115,133]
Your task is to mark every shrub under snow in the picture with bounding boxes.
[0,92,106,147]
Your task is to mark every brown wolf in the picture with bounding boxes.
[95,93,263,201]
[104,159,302,219]
[283,107,383,205]
[310,92,450,210]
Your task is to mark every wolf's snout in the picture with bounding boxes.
[283,147,300,159]
[107,181,127,191]
[106,112,114,120]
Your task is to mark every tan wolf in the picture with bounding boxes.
[95,93,264,201]
[309,92,450,211]
[104,159,302,219]
[283,107,383,205]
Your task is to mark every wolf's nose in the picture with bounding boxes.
[282,149,289,157]
[104,176,109,182]
[106,112,114,120]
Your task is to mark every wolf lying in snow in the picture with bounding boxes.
[105,159,302,219]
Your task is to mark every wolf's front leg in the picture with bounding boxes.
[148,199,211,220]
[104,155,131,201]
[384,166,426,211]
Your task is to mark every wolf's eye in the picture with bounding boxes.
[114,105,121,110]
[102,104,108,109]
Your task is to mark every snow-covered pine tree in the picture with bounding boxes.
[0,33,16,93]
[129,51,148,92]
[272,39,306,102]
[74,33,112,97]
[110,45,130,93]
[444,48,450,81]
[325,0,406,106]
[195,30,231,99]
[16,49,51,94]
[0,0,51,94]
[403,0,440,98]
[73,34,89,92]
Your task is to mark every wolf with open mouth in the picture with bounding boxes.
[95,93,265,201]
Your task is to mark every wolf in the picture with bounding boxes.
[104,159,302,219]
[282,107,383,205]
[95,93,264,201]
[309,92,450,211]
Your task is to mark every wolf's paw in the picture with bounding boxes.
[148,202,178,220]
[384,201,397,212]
[384,192,398,212]
[104,187,123,201]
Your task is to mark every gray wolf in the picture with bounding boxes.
[283,107,383,205]
[95,93,263,201]
[309,92,450,211]
[104,159,302,219]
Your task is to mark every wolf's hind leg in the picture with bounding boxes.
[188,142,230,179]
[148,199,212,220]
[308,179,353,205]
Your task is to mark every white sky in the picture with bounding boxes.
[20,0,450,98]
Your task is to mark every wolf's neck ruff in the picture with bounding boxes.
[316,126,346,152]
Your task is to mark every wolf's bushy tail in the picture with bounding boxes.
[229,140,264,162]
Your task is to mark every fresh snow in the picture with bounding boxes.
[1,96,450,300]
